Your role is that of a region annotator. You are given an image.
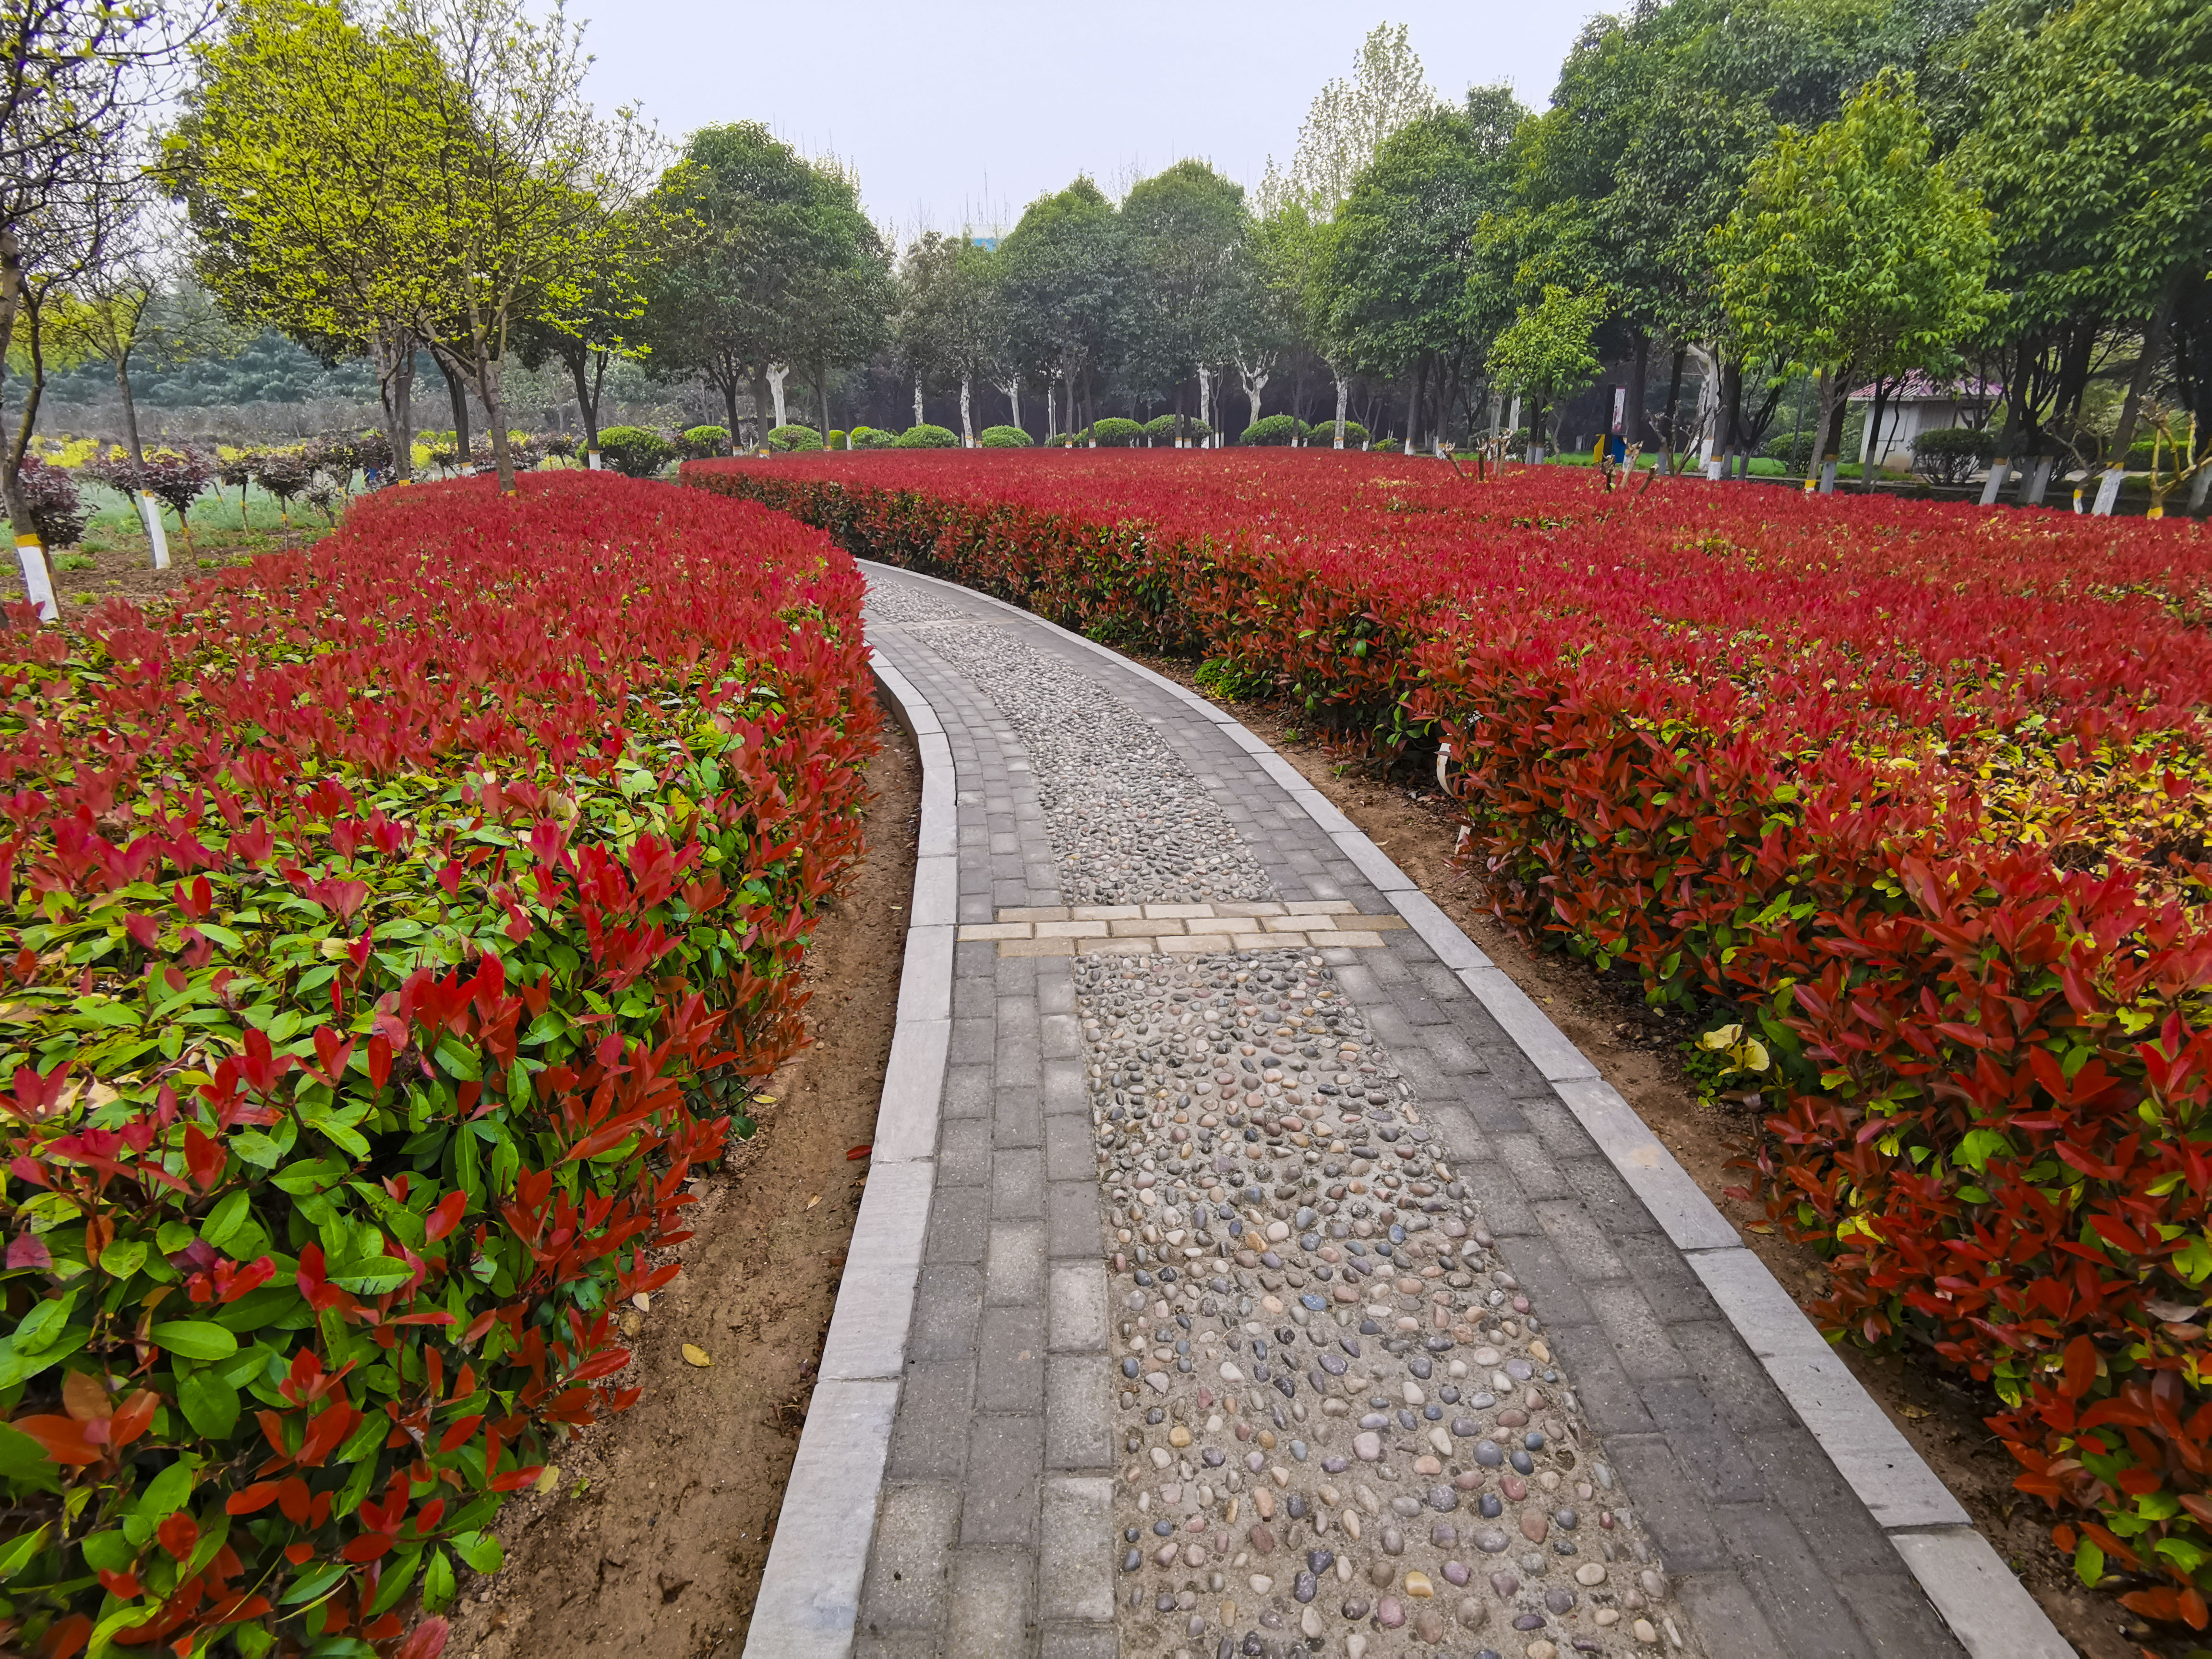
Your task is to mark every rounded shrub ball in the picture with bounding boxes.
[596,426,677,478]
[1240,413,1305,446]
[979,425,1033,448]
[679,425,730,460]
[849,426,895,450]
[1091,417,1144,447]
[895,424,960,449]
[767,423,823,453]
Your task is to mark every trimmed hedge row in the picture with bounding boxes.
[0,472,878,1656]
[681,449,2212,1630]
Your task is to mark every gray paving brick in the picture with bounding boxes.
[1491,1234,1596,1327]
[1586,1282,1693,1378]
[1046,1354,1114,1470]
[946,1545,1033,1655]
[886,1359,974,1480]
[1677,1570,1790,1659]
[860,1481,959,1631]
[1830,1569,1963,1653]
[943,1063,993,1119]
[1603,1434,1731,1574]
[1495,1131,1575,1201]
[1642,1377,1767,1503]
[1713,1503,1880,1659]
[1676,1321,1799,1434]
[909,1264,982,1361]
[993,1148,1045,1218]
[995,1086,1043,1147]
[939,1118,990,1186]
[1047,1180,1104,1258]
[1560,1153,1663,1236]
[925,1184,988,1264]
[986,1221,1046,1306]
[960,1416,1044,1546]
[1535,1198,1629,1283]
[1744,1428,1907,1580]
[976,1304,1046,1411]
[1628,1243,1725,1323]
[1044,1115,1094,1183]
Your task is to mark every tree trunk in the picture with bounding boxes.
[1000,378,1021,434]
[1,242,56,619]
[959,372,974,445]
[1657,347,1685,473]
[438,352,472,472]
[1815,368,1847,493]
[113,353,169,570]
[718,373,739,457]
[376,326,416,486]
[1625,329,1650,450]
[2094,290,2177,516]
[1862,379,1890,494]
[475,347,515,492]
[1332,369,1349,449]
[819,356,832,448]
[766,364,790,432]
[571,353,606,467]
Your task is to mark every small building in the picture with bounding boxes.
[1849,373,1999,472]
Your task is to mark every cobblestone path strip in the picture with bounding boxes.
[751,563,2048,1659]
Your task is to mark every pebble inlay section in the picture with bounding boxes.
[884,615,1273,906]
[1089,949,1688,1659]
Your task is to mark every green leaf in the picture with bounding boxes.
[271,1157,344,1195]
[0,1522,47,1579]
[80,1529,137,1572]
[133,1458,197,1522]
[200,1190,254,1253]
[422,1545,456,1612]
[179,1368,241,1439]
[0,1422,60,1493]
[279,1558,351,1605]
[2075,1537,2105,1587]
[368,1545,423,1615]
[14,1291,78,1354]
[98,1239,148,1280]
[452,1528,505,1575]
[433,1034,481,1082]
[1958,1129,2012,1173]
[149,1320,240,1361]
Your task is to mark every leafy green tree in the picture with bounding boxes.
[1712,69,1997,491]
[642,123,866,449]
[1119,160,1258,442]
[385,0,658,491]
[1485,284,1607,457]
[896,231,998,443]
[1267,24,1440,215]
[996,177,1125,438]
[1952,0,2212,509]
[4,0,200,610]
[168,0,445,485]
[512,207,655,466]
[1322,93,1527,452]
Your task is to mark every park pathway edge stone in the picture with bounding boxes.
[744,565,2071,1659]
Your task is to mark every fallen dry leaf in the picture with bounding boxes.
[1900,1405,1930,1421]
[805,1194,821,1209]
[535,1463,562,1494]
[682,1344,712,1368]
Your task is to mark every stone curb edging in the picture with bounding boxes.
[743,657,955,1658]
[873,562,2072,1659]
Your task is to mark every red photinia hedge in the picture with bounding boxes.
[686,449,2212,1624]
[0,471,878,1658]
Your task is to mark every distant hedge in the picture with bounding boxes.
[979,426,1032,448]
[767,425,823,453]
[1240,414,1306,447]
[596,426,674,479]
[1090,418,1144,448]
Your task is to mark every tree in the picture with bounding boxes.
[642,123,861,448]
[1486,284,1607,457]
[388,0,659,491]
[1952,0,2212,510]
[896,231,998,442]
[1712,69,1998,491]
[3,0,202,613]
[513,212,653,466]
[1322,94,1527,452]
[167,0,446,490]
[1119,160,1257,443]
[996,177,1125,437]
[1273,24,1440,212]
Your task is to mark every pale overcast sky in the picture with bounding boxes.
[575,4,1600,241]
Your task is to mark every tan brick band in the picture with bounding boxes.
[959,902,1408,956]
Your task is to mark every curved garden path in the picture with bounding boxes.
[743,562,2068,1659]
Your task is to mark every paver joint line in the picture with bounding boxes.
[754,564,2057,1659]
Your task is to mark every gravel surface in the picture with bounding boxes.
[885,612,1274,906]
[1086,950,1690,1659]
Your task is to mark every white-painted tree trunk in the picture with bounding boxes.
[913,374,925,428]
[2022,456,2054,506]
[1238,357,1271,440]
[1979,457,2012,506]
[1046,382,1056,439]
[996,378,1022,435]
[13,534,55,621]
[2191,459,2212,513]
[139,493,170,570]
[960,373,974,445]
[2091,468,2125,517]
[1197,366,1213,442]
[766,364,790,430]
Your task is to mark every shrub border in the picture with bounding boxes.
[742,653,956,1653]
[751,558,2074,1659]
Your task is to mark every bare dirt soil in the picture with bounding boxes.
[1130,656,2148,1659]
[441,713,920,1659]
